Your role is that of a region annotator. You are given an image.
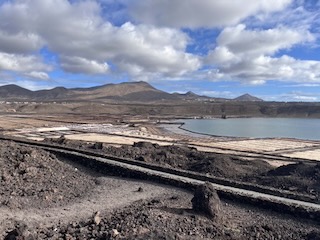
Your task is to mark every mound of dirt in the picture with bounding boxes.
[0,141,96,210]
[47,138,272,179]
[94,142,272,179]
[246,162,320,198]
[47,138,320,199]
[268,162,320,180]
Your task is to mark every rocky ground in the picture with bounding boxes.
[48,137,320,200]
[244,161,320,197]
[50,138,273,179]
[1,139,320,239]
[0,140,96,210]
[5,189,320,239]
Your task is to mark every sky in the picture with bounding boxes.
[0,0,319,101]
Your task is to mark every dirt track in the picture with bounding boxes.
[0,140,191,238]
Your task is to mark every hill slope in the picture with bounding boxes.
[0,82,264,103]
[234,93,263,102]
[69,81,176,101]
[0,82,183,102]
[0,84,33,99]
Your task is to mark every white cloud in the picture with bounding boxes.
[206,25,318,84]
[220,55,320,84]
[219,24,312,56]
[128,0,292,28]
[293,95,318,101]
[251,1,319,33]
[280,91,320,102]
[289,83,320,87]
[0,52,50,72]
[0,0,319,94]
[25,71,50,80]
[200,90,234,98]
[98,22,200,79]
[0,31,44,54]
[0,0,200,80]
[13,80,53,91]
[60,56,109,74]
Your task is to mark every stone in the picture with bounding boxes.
[4,221,32,240]
[133,142,155,149]
[191,182,221,219]
[93,142,103,150]
[93,211,101,225]
[111,229,119,238]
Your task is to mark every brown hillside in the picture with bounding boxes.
[69,81,164,101]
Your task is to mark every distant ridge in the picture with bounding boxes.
[184,91,199,97]
[0,82,265,103]
[234,93,263,102]
[0,81,187,102]
[0,84,32,98]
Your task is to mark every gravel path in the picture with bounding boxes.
[0,176,187,237]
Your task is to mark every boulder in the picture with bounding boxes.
[133,142,156,149]
[93,142,104,150]
[191,182,221,219]
[4,221,33,240]
[93,211,101,225]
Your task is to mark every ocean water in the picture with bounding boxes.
[179,118,320,140]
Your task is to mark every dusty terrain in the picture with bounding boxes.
[2,114,320,199]
[0,141,96,210]
[47,138,320,201]
[1,140,320,239]
[24,193,320,240]
[1,114,320,239]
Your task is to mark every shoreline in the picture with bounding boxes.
[158,122,240,140]
[3,115,320,163]
[159,118,320,142]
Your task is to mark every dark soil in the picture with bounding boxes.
[0,140,96,210]
[7,192,320,240]
[46,137,320,199]
[48,138,272,179]
[245,162,320,198]
[2,139,320,239]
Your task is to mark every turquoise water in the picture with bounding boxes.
[180,118,320,140]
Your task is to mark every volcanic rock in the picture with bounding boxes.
[191,182,221,219]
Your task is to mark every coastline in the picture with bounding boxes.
[160,118,320,142]
[158,122,240,140]
[3,114,320,164]
[156,120,320,165]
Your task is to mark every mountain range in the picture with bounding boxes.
[0,81,263,102]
